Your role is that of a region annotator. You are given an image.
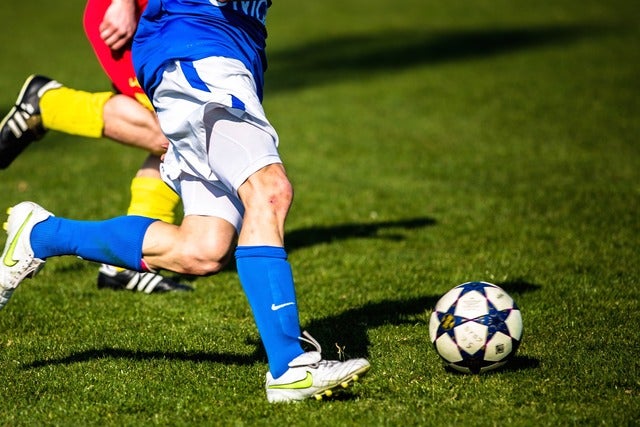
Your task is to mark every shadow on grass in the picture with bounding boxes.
[496,279,542,297]
[441,355,540,375]
[266,24,607,93]
[286,217,436,252]
[213,217,436,273]
[24,348,256,369]
[501,355,540,372]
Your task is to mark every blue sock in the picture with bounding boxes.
[30,216,156,271]
[235,245,304,378]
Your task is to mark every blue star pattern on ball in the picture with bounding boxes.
[428,281,523,374]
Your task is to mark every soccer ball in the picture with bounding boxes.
[428,281,523,374]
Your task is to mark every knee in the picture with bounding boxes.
[268,173,294,214]
[242,164,294,215]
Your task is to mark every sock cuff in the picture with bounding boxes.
[127,176,180,223]
[235,245,287,260]
[130,176,179,199]
[40,88,113,137]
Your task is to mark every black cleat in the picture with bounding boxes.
[0,75,62,169]
[97,264,193,294]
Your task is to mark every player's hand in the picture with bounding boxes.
[99,0,137,51]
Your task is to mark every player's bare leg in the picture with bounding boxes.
[140,216,237,275]
[236,163,291,247]
[103,94,168,156]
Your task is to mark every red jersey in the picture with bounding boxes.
[83,0,151,107]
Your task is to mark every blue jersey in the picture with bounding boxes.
[133,0,271,99]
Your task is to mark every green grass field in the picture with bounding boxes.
[0,0,638,425]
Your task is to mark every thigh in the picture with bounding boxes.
[204,106,281,194]
[178,172,245,232]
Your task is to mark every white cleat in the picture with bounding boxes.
[265,331,370,403]
[0,201,53,310]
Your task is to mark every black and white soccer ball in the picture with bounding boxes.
[428,281,523,374]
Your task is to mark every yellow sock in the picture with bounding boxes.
[128,176,180,224]
[40,87,113,138]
